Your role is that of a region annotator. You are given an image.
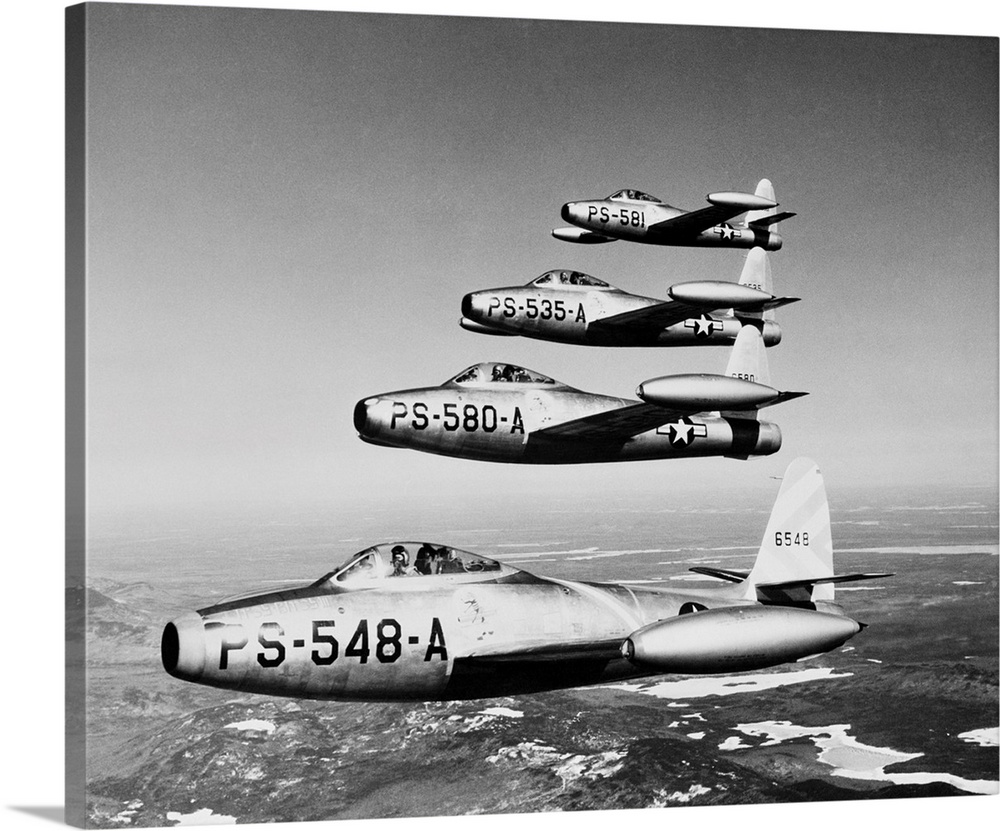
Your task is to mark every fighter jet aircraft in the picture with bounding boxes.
[353,324,805,464]
[162,458,890,701]
[552,178,793,249]
[460,249,796,347]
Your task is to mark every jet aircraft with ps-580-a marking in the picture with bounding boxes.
[161,458,890,701]
[354,324,805,464]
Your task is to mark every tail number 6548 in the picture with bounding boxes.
[775,531,809,546]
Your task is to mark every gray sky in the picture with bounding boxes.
[81,3,998,509]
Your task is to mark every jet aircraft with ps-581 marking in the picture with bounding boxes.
[354,323,805,464]
[460,248,795,347]
[161,458,890,701]
[553,178,793,249]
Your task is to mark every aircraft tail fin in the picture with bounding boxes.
[741,458,892,603]
[736,248,774,321]
[722,325,807,423]
[743,458,835,602]
[743,179,777,228]
[723,325,770,400]
[722,326,770,422]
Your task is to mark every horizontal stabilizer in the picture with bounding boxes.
[688,566,749,584]
[748,211,796,229]
[753,296,800,312]
[765,390,809,407]
[757,572,894,591]
[755,572,893,605]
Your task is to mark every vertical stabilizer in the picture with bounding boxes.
[724,325,769,383]
[737,248,776,321]
[744,178,778,228]
[722,326,769,420]
[743,458,835,602]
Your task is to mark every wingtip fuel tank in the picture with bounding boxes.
[622,605,863,674]
[636,373,782,411]
[667,280,778,310]
[705,191,778,211]
[551,226,617,244]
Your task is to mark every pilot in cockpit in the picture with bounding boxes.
[436,547,464,574]
[390,545,413,577]
[414,543,436,575]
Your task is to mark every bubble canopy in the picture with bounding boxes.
[609,189,660,202]
[445,362,564,387]
[528,269,611,288]
[311,541,520,589]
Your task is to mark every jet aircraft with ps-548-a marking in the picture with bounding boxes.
[460,248,795,347]
[553,178,793,249]
[354,324,805,464]
[161,458,890,701]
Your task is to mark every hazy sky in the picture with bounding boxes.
[80,2,998,510]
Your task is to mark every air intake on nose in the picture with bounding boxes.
[161,622,180,674]
[353,399,369,433]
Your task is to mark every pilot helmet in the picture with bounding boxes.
[391,545,408,564]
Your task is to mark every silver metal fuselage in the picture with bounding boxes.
[461,284,781,347]
[353,383,781,463]
[163,572,778,701]
[561,200,783,250]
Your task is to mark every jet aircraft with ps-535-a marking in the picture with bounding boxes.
[354,324,805,464]
[161,458,890,701]
[553,178,793,249]
[460,248,796,347]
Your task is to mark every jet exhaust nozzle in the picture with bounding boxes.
[622,605,862,674]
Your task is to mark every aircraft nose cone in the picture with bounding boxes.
[353,398,371,434]
[561,202,572,222]
[461,292,475,319]
[161,611,206,680]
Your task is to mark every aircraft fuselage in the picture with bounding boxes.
[461,285,782,347]
[560,200,783,250]
[353,384,782,463]
[162,459,879,703]
[163,574,823,701]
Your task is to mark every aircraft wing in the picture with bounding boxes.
[450,638,626,694]
[588,300,714,335]
[462,638,624,663]
[647,203,753,237]
[531,402,690,443]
